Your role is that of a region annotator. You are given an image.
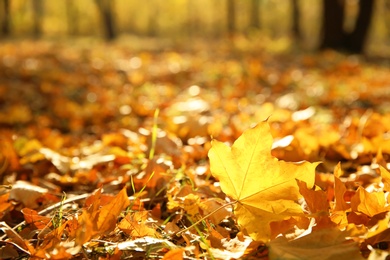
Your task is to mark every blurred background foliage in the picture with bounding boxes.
[0,0,389,55]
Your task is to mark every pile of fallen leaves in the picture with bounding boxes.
[1,40,390,259]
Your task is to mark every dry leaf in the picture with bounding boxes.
[21,208,51,230]
[208,120,318,241]
[269,227,365,260]
[379,166,390,192]
[9,180,49,208]
[351,187,390,217]
[333,163,350,211]
[162,248,184,260]
[118,211,159,238]
[297,180,328,214]
[75,187,130,245]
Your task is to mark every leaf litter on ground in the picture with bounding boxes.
[1,39,390,259]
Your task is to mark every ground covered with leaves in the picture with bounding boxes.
[1,39,390,259]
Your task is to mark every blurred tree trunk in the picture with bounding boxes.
[0,0,11,37]
[346,0,374,53]
[95,0,116,40]
[291,0,300,39]
[321,0,345,50]
[32,0,43,37]
[250,0,260,29]
[227,0,235,36]
[147,1,158,37]
[66,0,79,35]
[321,0,374,53]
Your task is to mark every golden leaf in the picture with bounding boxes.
[208,120,318,242]
[351,187,390,217]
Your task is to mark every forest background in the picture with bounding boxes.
[1,0,390,55]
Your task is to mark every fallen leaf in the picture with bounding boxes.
[379,165,390,192]
[118,211,159,238]
[75,187,130,245]
[9,180,49,208]
[269,227,365,260]
[107,236,177,254]
[297,180,328,214]
[0,221,35,255]
[0,193,13,220]
[208,120,318,241]
[365,214,390,246]
[200,198,231,224]
[21,208,51,229]
[350,187,390,217]
[333,163,350,211]
[162,248,184,260]
[208,235,253,260]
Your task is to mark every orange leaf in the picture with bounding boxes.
[21,208,51,229]
[379,165,390,192]
[297,180,328,214]
[76,187,130,245]
[118,211,159,238]
[96,188,130,233]
[351,187,390,217]
[162,248,184,260]
[0,135,20,172]
[0,193,13,220]
[333,163,350,211]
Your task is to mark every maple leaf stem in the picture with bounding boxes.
[175,200,237,237]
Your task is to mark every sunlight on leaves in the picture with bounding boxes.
[208,120,318,241]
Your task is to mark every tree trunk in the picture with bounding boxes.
[345,0,374,53]
[291,0,300,39]
[320,0,345,50]
[32,0,43,37]
[250,0,260,29]
[147,2,158,37]
[227,0,235,36]
[0,0,11,37]
[320,0,374,53]
[66,0,79,35]
[95,0,116,40]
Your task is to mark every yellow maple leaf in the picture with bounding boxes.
[208,120,318,242]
